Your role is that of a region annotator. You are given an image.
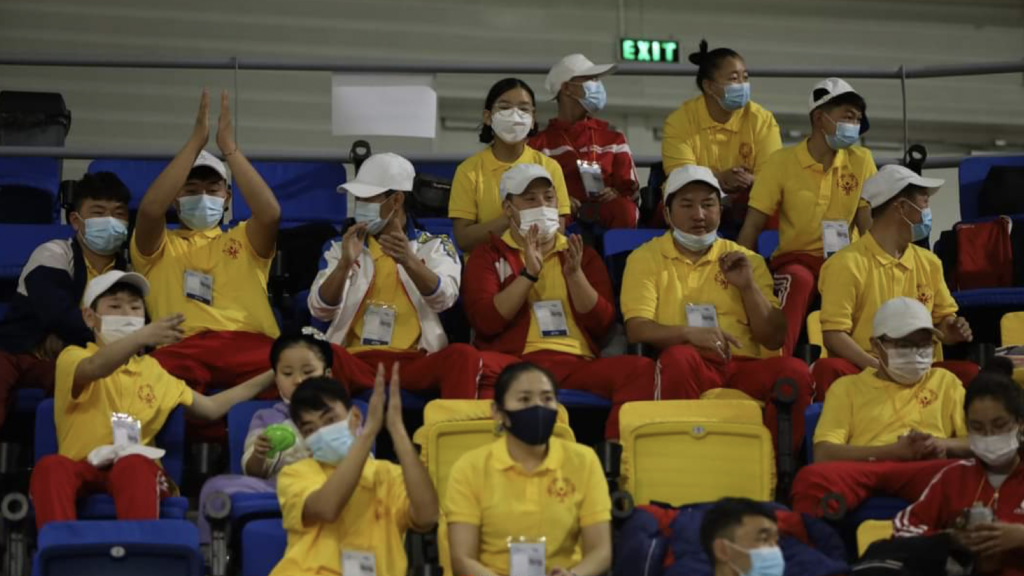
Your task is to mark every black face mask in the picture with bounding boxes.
[504,405,558,446]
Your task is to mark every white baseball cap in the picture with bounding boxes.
[809,77,870,134]
[663,165,723,202]
[499,164,553,201]
[337,153,415,199]
[545,54,617,98]
[83,271,150,308]
[872,297,942,340]
[191,150,228,181]
[862,165,944,208]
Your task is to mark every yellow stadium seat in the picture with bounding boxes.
[700,387,765,408]
[807,311,827,359]
[856,520,894,557]
[1000,312,1024,385]
[618,400,775,507]
[412,400,575,574]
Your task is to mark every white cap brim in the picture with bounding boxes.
[337,181,390,199]
[83,271,150,308]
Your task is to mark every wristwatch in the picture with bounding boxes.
[520,269,540,283]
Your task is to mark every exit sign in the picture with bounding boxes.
[620,38,680,63]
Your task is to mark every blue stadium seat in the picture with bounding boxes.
[0,224,72,280]
[87,159,170,210]
[958,155,1024,222]
[952,287,1024,309]
[241,518,287,576]
[33,520,203,576]
[34,399,189,519]
[602,228,664,296]
[557,389,611,409]
[0,157,60,194]
[233,161,347,225]
[756,230,779,261]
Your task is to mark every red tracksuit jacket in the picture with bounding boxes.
[894,458,1024,575]
[462,233,615,356]
[529,117,639,202]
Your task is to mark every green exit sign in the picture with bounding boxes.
[620,38,680,63]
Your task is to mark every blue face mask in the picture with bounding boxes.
[178,194,225,231]
[305,418,356,466]
[902,202,933,242]
[716,82,751,112]
[577,80,607,114]
[354,198,394,236]
[728,542,785,576]
[81,216,128,255]
[824,116,860,150]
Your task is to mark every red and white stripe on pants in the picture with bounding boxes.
[30,454,171,530]
[771,252,825,359]
[329,343,482,399]
[812,357,980,397]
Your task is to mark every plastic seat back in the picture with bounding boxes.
[233,161,347,224]
[1001,311,1024,346]
[856,519,894,557]
[87,159,170,211]
[35,519,203,576]
[226,400,277,475]
[958,155,1024,221]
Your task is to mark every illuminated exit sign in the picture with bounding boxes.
[619,38,680,63]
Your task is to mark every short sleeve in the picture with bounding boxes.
[620,246,660,321]
[163,370,194,408]
[55,345,96,404]
[747,151,784,216]
[443,453,482,526]
[577,449,612,527]
[818,255,859,334]
[660,107,696,175]
[233,222,275,265]
[752,112,782,175]
[814,380,853,446]
[929,257,959,321]
[129,230,166,274]
[949,380,968,438]
[545,158,572,217]
[277,460,323,532]
[448,161,479,221]
[750,253,779,308]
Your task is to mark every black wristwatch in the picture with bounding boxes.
[520,269,540,283]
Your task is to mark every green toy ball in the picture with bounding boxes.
[265,424,296,457]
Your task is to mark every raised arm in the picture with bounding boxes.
[73,314,184,398]
[186,369,275,421]
[383,364,438,532]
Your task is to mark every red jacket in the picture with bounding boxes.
[462,233,615,356]
[894,458,1024,575]
[529,117,639,203]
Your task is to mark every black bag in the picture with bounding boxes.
[979,165,1024,217]
[406,173,451,219]
[271,222,340,300]
[0,91,71,146]
[852,533,969,576]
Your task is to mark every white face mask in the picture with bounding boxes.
[98,315,145,344]
[517,206,560,241]
[971,429,1021,468]
[490,109,533,144]
[882,346,933,385]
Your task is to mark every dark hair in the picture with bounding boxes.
[700,498,777,563]
[73,171,131,213]
[187,165,226,184]
[688,39,742,93]
[479,78,538,144]
[810,91,867,126]
[288,376,353,424]
[964,357,1024,421]
[269,331,334,373]
[493,362,559,409]
[869,183,928,221]
[90,281,145,311]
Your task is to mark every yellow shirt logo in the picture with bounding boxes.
[917,289,934,308]
[222,238,243,260]
[547,477,577,503]
[714,270,730,291]
[916,388,937,409]
[839,173,859,196]
[739,142,754,168]
[137,383,157,407]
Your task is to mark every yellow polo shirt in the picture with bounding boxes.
[621,232,778,359]
[748,140,877,257]
[815,367,966,447]
[345,237,422,354]
[500,231,590,357]
[273,457,411,576]
[130,222,280,340]
[80,258,117,305]
[819,233,958,352]
[54,343,194,462]
[448,147,572,224]
[661,95,782,175]
[444,436,611,576]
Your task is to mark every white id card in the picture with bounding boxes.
[533,301,569,337]
[111,413,141,447]
[184,270,214,305]
[341,550,377,576]
[822,220,851,259]
[685,304,719,328]
[578,160,604,197]
[361,304,396,346]
[509,542,546,576]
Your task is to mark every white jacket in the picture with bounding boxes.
[308,227,461,353]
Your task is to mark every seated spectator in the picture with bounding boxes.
[449,78,572,252]
[894,357,1024,574]
[529,53,639,229]
[700,497,785,576]
[0,172,130,429]
[462,164,656,439]
[130,90,281,399]
[791,297,973,517]
[196,329,333,544]
[308,152,481,398]
[29,271,274,530]
[737,78,876,358]
[446,362,612,576]
[814,165,978,392]
[272,369,438,576]
[660,40,782,236]
[622,165,812,453]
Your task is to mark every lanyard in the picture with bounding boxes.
[559,127,598,165]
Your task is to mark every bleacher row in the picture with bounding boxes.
[1,152,1024,576]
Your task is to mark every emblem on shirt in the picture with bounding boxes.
[915,388,937,409]
[838,173,859,196]
[547,477,577,504]
[739,143,754,168]
[223,238,243,260]
[137,384,156,407]
[917,289,933,308]
[714,270,730,290]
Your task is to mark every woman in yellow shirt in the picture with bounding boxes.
[449,78,571,253]
[446,363,612,576]
[659,40,781,235]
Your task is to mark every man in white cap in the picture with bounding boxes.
[814,164,977,392]
[623,165,812,454]
[131,90,282,408]
[738,78,877,358]
[529,54,640,229]
[309,153,479,399]
[30,270,274,530]
[791,296,971,518]
[463,163,655,439]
